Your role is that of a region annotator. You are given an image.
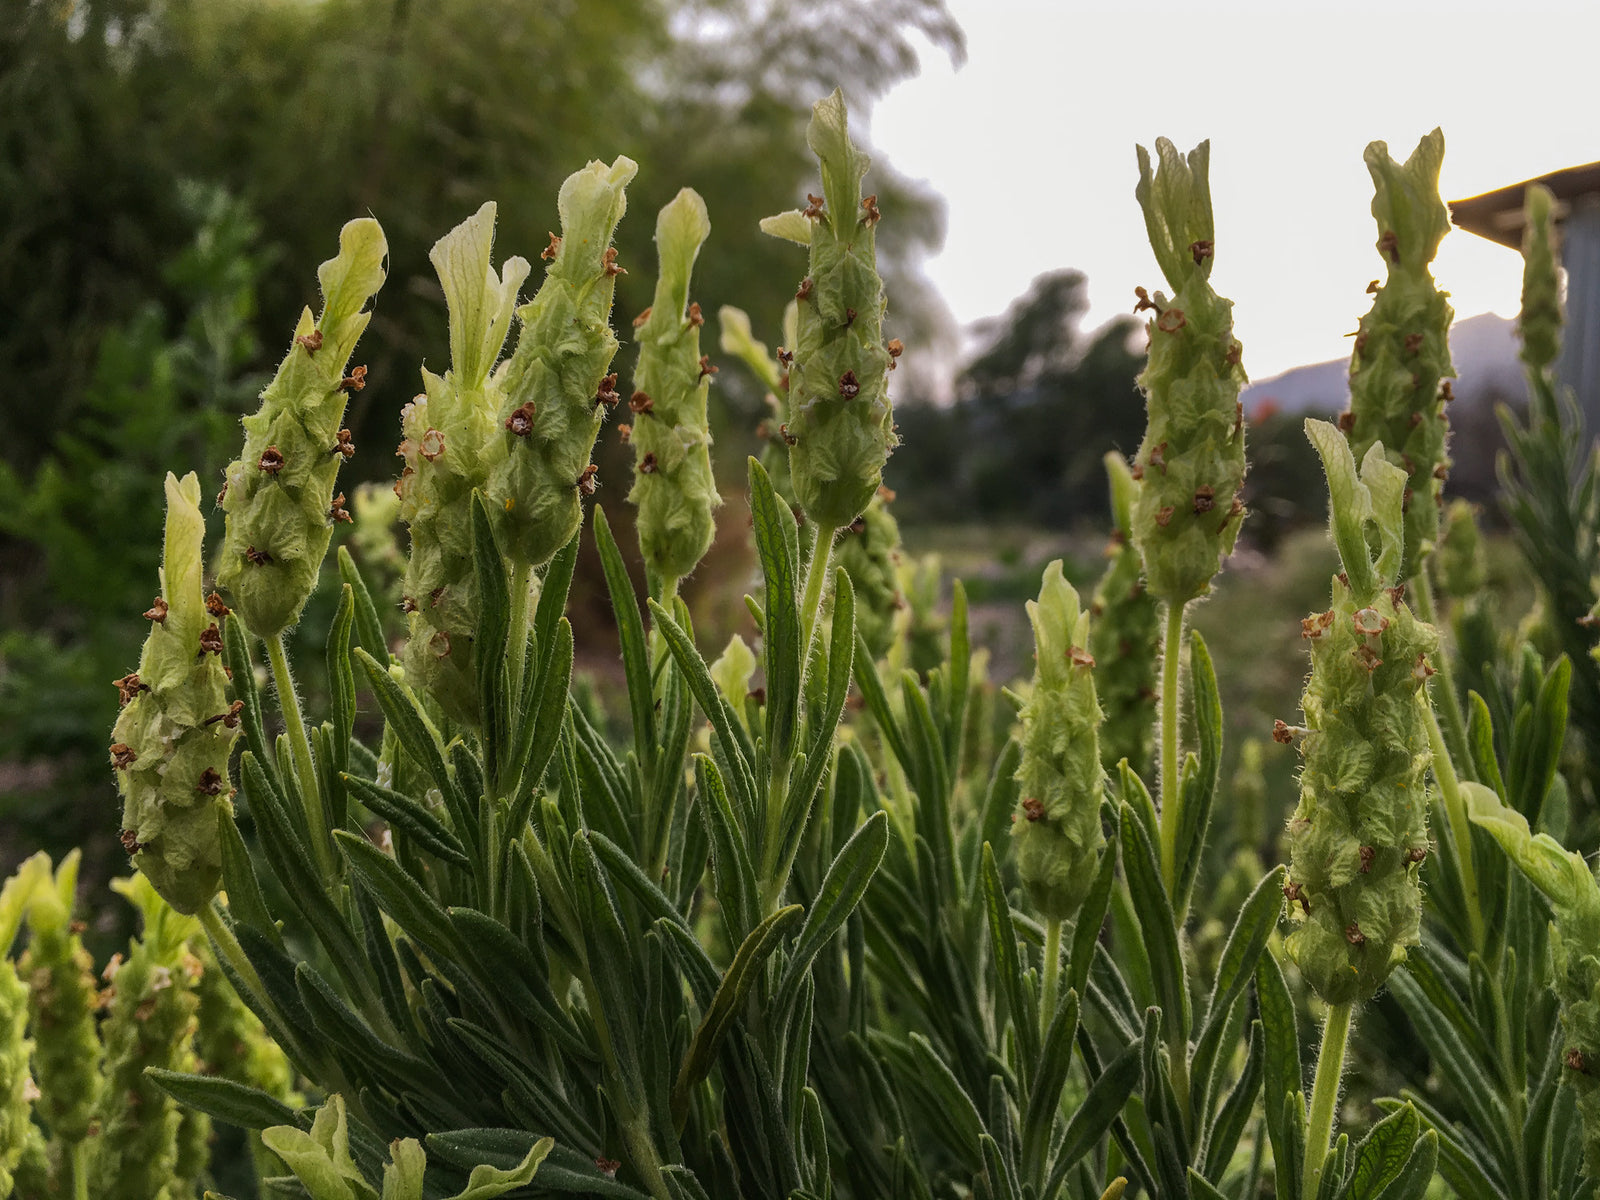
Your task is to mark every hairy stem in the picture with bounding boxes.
[1427,702,1486,954]
[1412,569,1473,779]
[1158,600,1185,902]
[265,633,333,881]
[198,901,270,1016]
[1302,1000,1353,1200]
[1040,917,1063,1044]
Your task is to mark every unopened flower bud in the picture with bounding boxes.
[1011,561,1107,920]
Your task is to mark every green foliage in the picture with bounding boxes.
[25,77,1600,1200]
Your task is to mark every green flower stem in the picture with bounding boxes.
[265,633,333,883]
[760,532,835,913]
[70,1141,89,1200]
[198,902,269,1018]
[1411,569,1472,777]
[1040,917,1063,1044]
[1426,701,1486,955]
[1302,1000,1353,1200]
[1158,600,1185,901]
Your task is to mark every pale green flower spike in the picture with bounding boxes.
[110,472,240,915]
[1520,182,1563,372]
[1343,130,1455,583]
[258,1094,551,1200]
[833,489,904,659]
[1468,787,1600,1177]
[1011,561,1107,921]
[91,874,202,1200]
[762,89,895,531]
[1434,498,1487,601]
[628,188,721,587]
[0,858,47,1200]
[1090,452,1160,776]
[20,851,101,1148]
[398,201,531,724]
[482,156,638,568]
[1283,420,1437,1006]
[217,217,388,638]
[1130,139,1248,605]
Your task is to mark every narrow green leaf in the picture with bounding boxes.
[335,829,463,960]
[217,811,279,946]
[1202,1019,1264,1182]
[651,601,758,818]
[1340,1101,1420,1200]
[1118,803,1187,1042]
[850,634,915,777]
[946,579,970,772]
[471,490,512,774]
[1256,950,1303,1200]
[782,569,855,856]
[145,1068,298,1131]
[1070,848,1118,1003]
[1022,989,1080,1178]
[981,843,1039,1078]
[1466,691,1506,800]
[342,771,469,866]
[594,505,655,767]
[447,906,593,1060]
[1370,1130,1437,1200]
[570,833,646,1112]
[1043,1040,1143,1196]
[696,753,758,942]
[774,811,890,1019]
[671,904,803,1126]
[337,545,389,666]
[224,617,277,793]
[533,531,580,685]
[1190,864,1284,1127]
[352,646,476,859]
[506,616,572,838]
[750,456,802,769]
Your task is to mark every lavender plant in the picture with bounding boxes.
[56,94,1600,1200]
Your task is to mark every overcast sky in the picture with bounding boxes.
[873,0,1598,381]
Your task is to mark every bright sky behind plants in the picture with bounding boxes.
[875,0,1599,380]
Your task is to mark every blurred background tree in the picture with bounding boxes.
[0,0,964,882]
[889,270,1145,525]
